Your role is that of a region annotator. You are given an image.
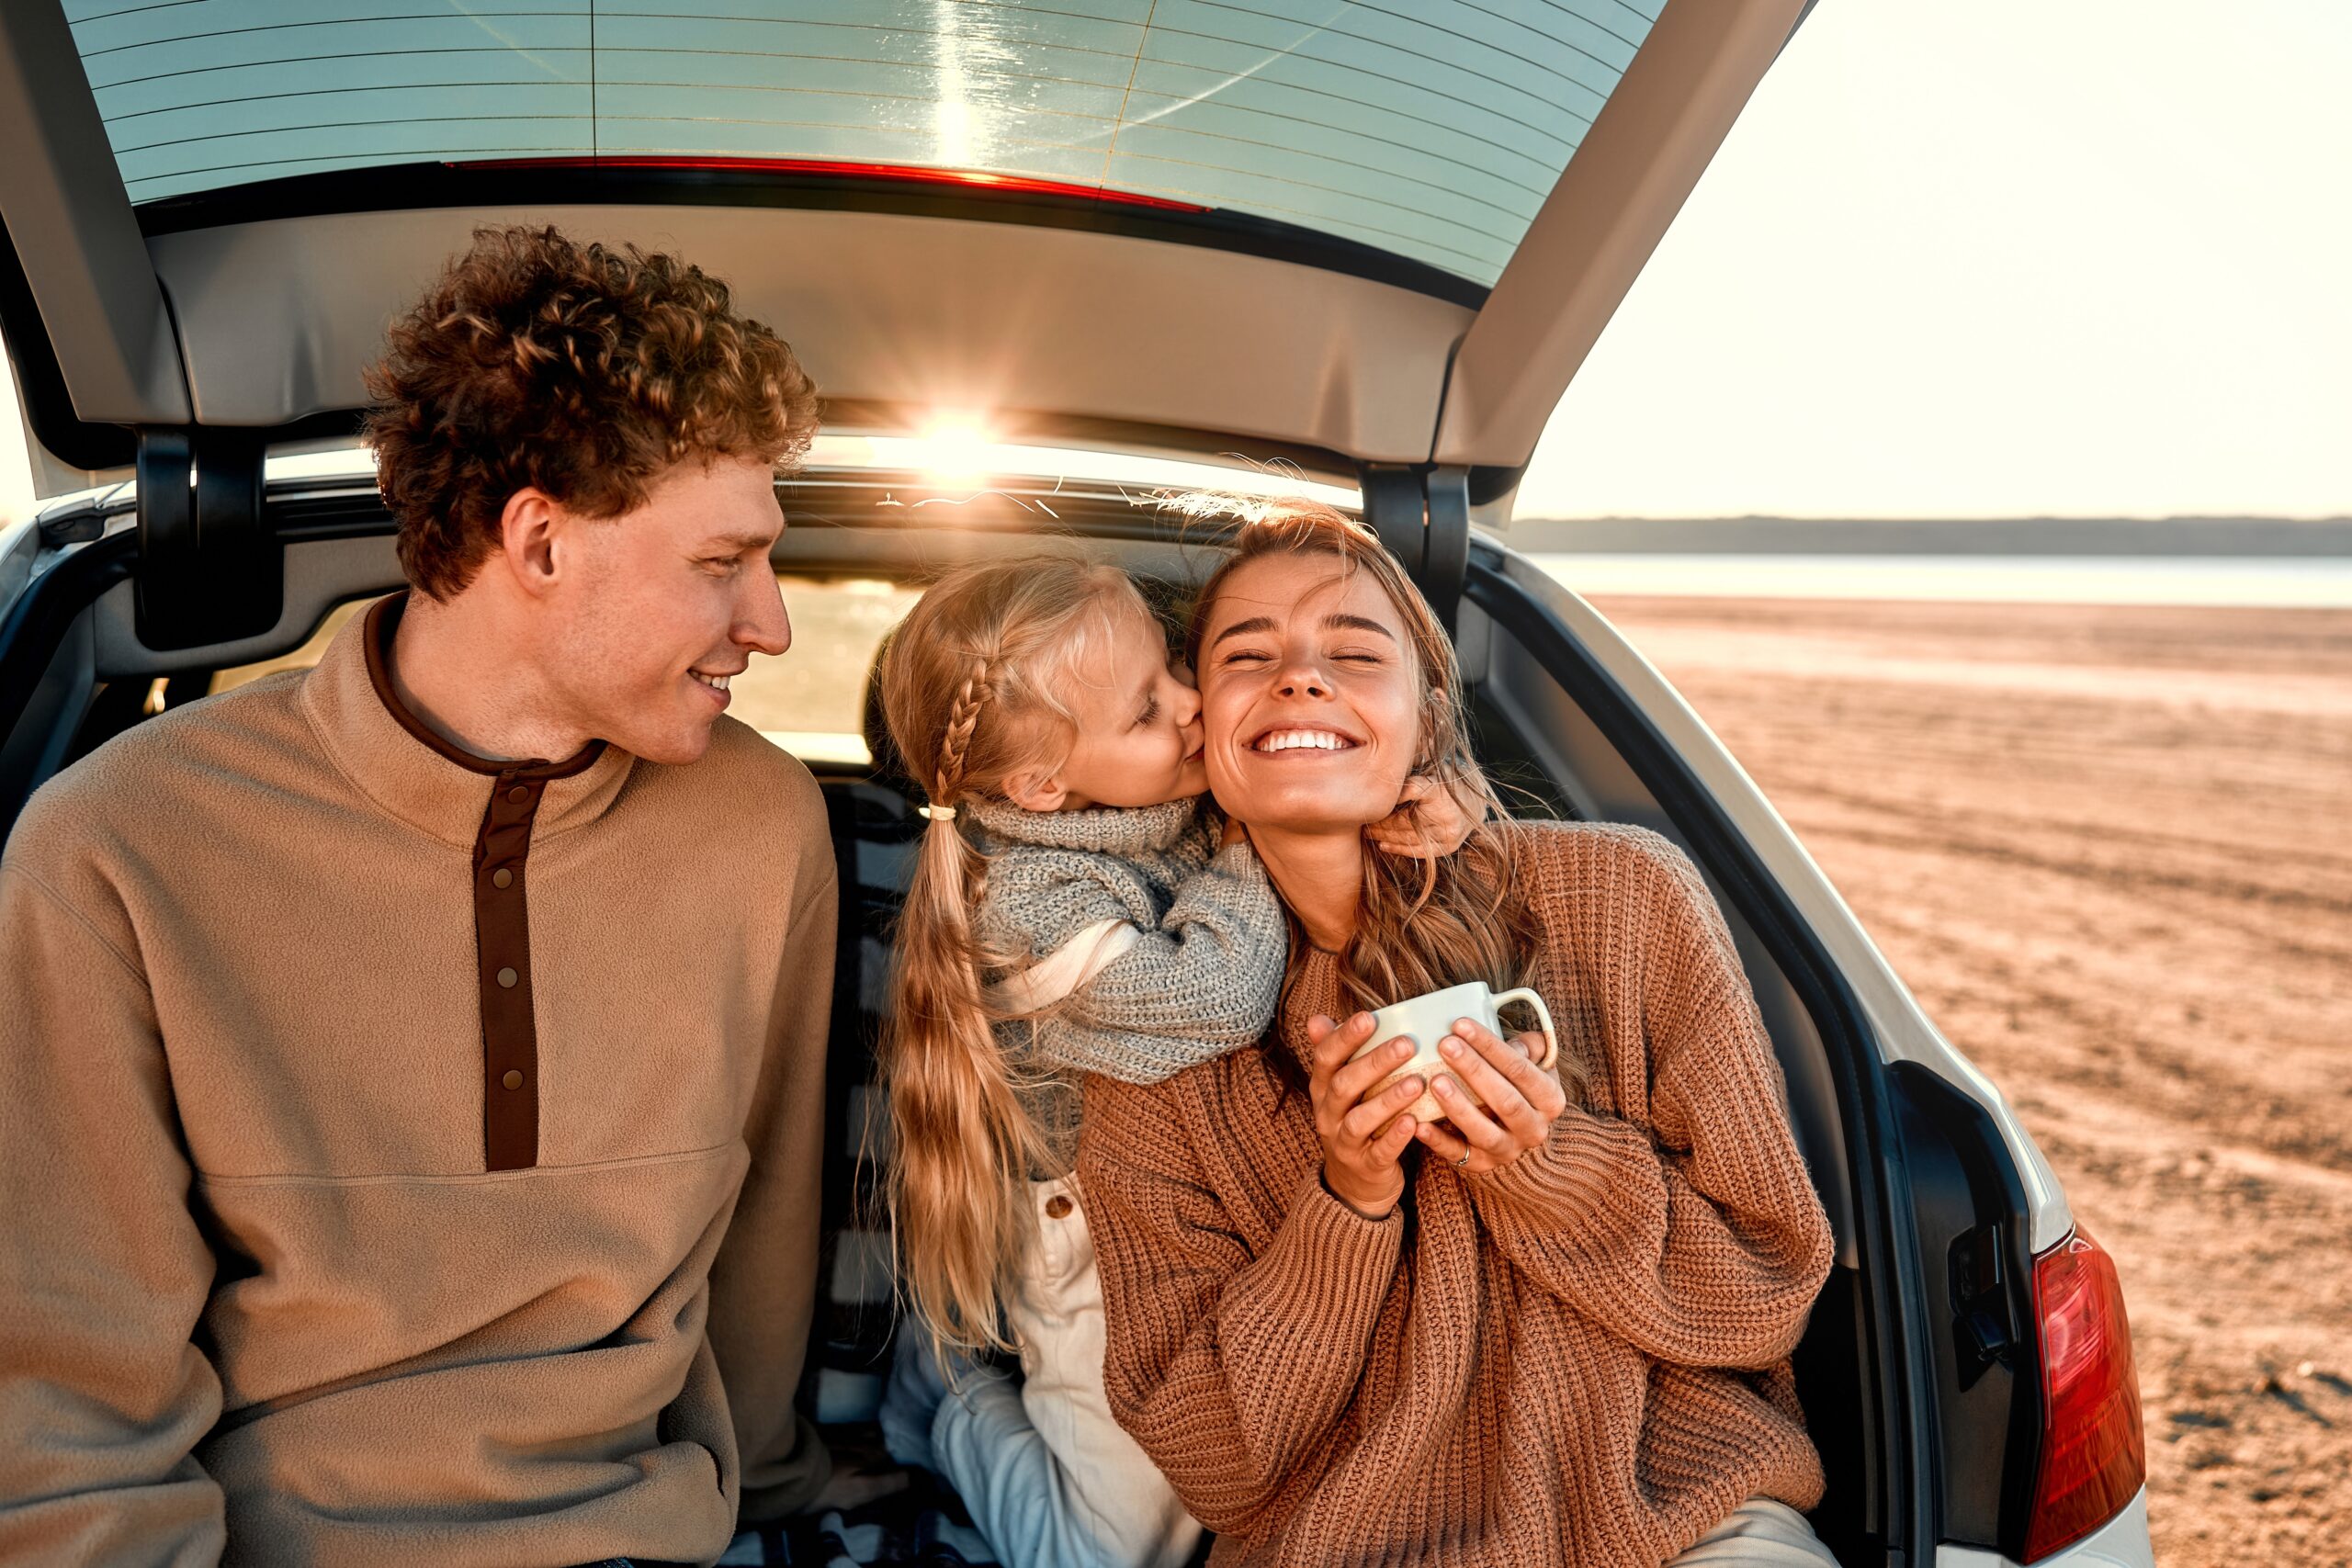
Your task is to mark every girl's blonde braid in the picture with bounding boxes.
[933,659,995,807]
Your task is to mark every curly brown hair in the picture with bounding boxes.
[364,224,820,600]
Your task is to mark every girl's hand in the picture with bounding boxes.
[1365,774,1484,860]
[1415,1018,1566,1176]
[1306,1012,1423,1220]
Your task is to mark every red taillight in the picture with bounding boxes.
[2023,1227,2145,1561]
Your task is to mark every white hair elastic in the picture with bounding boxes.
[916,803,957,822]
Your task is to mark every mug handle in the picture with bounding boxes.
[1493,987,1558,1072]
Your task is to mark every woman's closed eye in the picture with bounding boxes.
[1217,646,1385,669]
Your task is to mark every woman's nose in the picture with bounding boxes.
[1275,661,1329,699]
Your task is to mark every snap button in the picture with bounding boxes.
[496,966,518,988]
[502,1069,524,1090]
[492,867,513,889]
[507,785,529,804]
[1045,1194,1074,1220]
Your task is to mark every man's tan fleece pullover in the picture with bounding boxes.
[0,595,837,1566]
[1079,822,1836,1567]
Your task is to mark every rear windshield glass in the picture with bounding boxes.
[69,0,1660,287]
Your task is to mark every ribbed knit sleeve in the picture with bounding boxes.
[0,862,226,1565]
[1028,842,1288,1085]
[1079,1078,1402,1532]
[1467,836,1834,1370]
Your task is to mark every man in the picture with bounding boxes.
[0,226,836,1565]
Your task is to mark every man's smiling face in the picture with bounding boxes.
[542,456,790,764]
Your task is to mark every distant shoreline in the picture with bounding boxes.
[1527,554,2352,608]
[1510,516,2352,557]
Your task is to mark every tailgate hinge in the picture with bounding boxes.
[135,426,281,651]
[1357,463,1470,635]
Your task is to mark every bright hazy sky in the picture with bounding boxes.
[5,0,2347,525]
[1519,0,2352,519]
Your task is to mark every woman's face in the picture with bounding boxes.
[1195,551,1422,835]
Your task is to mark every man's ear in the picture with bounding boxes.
[496,487,565,599]
[1001,767,1068,814]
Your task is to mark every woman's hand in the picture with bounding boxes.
[1306,1012,1423,1220]
[1416,1018,1567,1176]
[1364,774,1484,860]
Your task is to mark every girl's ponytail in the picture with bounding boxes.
[885,749,1052,1353]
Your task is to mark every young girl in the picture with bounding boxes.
[872,555,1465,1568]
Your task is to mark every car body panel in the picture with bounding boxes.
[1938,1491,2156,1568]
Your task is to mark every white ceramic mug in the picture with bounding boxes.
[1348,980,1559,1126]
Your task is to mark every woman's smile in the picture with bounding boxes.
[1249,725,1363,754]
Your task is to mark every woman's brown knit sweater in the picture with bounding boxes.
[1077,821,1837,1568]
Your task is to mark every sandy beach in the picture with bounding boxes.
[1592,594,2352,1566]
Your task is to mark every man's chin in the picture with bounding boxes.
[607,716,717,766]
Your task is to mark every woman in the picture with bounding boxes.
[1076,503,1839,1566]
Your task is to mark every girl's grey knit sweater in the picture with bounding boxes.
[963,796,1288,1163]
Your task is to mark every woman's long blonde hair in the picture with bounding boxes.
[875,556,1148,1354]
[1180,499,1558,1091]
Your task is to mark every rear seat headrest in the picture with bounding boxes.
[861,625,913,793]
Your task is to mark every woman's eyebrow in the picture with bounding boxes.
[1326,614,1396,641]
[1210,612,1396,649]
[1209,615,1279,649]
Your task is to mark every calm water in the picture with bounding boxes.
[1529,554,2352,608]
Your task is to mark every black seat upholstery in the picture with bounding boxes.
[804,773,921,1429]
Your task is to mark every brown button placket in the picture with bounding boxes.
[360,593,611,1175]
[475,769,548,1171]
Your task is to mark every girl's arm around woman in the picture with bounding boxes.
[996,834,1286,1085]
[1468,831,1836,1371]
